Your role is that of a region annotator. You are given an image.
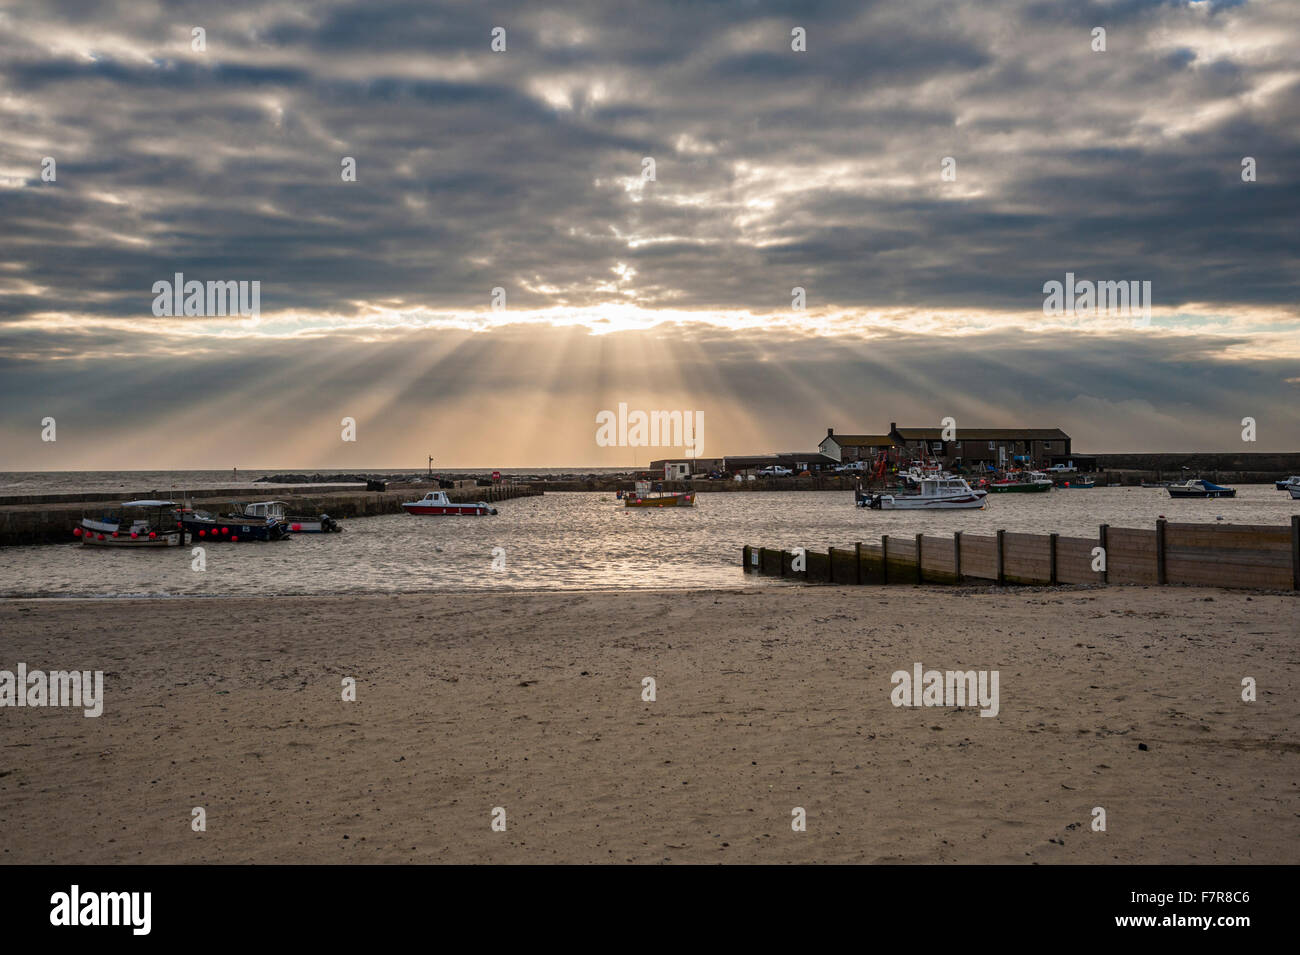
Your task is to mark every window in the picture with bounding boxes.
[1043,441,1053,450]
[988,441,996,450]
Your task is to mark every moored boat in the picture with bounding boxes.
[402,490,497,516]
[857,477,987,510]
[76,500,189,548]
[624,481,695,508]
[179,502,293,541]
[1166,479,1236,499]
[1288,485,1300,500]
[1062,478,1095,488]
[1275,476,1300,491]
[987,470,1053,493]
[240,501,341,533]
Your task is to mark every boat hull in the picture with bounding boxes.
[402,503,495,516]
[987,482,1052,493]
[181,517,292,541]
[864,494,986,510]
[81,530,188,547]
[625,492,695,508]
[286,517,342,533]
[1167,488,1236,499]
[1290,487,1300,500]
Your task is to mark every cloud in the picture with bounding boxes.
[0,0,1296,465]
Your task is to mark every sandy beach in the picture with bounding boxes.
[1,585,1296,864]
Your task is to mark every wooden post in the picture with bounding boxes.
[1099,524,1109,585]
[1292,516,1300,591]
[743,545,752,574]
[953,531,962,583]
[915,533,924,584]
[882,535,889,585]
[996,529,1005,585]
[1155,519,1167,585]
[855,541,862,585]
[1049,533,1058,585]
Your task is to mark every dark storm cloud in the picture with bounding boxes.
[1,0,1295,319]
[0,0,1297,463]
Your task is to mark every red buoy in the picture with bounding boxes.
[222,527,230,535]
[97,533,105,541]
[73,527,82,537]
[231,535,239,542]
[149,531,157,539]
[130,532,137,538]
[199,529,206,537]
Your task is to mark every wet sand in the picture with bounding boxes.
[1,585,1296,864]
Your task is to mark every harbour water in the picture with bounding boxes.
[1,486,1295,598]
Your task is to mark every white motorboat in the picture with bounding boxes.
[401,490,497,516]
[75,500,189,547]
[857,477,988,510]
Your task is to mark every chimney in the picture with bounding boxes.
[827,427,833,437]
[890,421,897,432]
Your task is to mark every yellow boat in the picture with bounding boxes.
[624,482,696,508]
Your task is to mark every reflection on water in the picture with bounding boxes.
[2,488,1296,597]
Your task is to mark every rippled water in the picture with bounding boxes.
[2,487,1295,597]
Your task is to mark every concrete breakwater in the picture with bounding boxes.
[0,483,542,546]
[745,517,1300,592]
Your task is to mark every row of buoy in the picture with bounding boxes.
[73,527,160,540]
[73,525,240,542]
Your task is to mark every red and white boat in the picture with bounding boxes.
[401,490,498,516]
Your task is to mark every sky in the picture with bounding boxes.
[1,0,1298,469]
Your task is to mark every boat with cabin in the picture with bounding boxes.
[401,490,497,516]
[856,476,987,510]
[1166,478,1236,499]
[238,501,341,533]
[1275,476,1300,491]
[76,500,189,547]
[987,469,1053,493]
[179,501,293,541]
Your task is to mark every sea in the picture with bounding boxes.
[1,476,1296,598]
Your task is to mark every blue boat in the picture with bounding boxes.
[178,503,292,542]
[1166,479,1235,499]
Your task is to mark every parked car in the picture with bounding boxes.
[758,466,793,477]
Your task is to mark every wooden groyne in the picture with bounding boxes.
[744,517,1300,592]
[0,483,542,546]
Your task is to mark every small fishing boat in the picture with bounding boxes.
[1140,481,1170,488]
[75,500,189,548]
[401,490,497,516]
[240,501,341,533]
[179,502,293,541]
[857,477,987,510]
[624,481,695,508]
[1275,476,1300,491]
[987,470,1053,493]
[1062,478,1095,489]
[1288,485,1300,500]
[1166,479,1236,499]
